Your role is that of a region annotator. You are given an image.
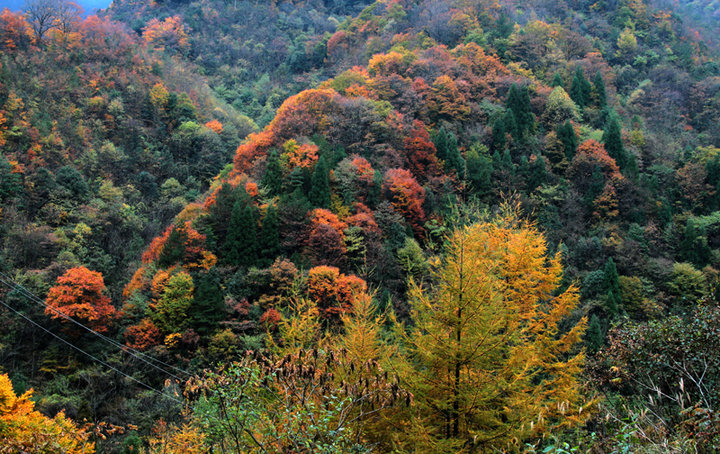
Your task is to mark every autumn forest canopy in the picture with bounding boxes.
[1,0,720,451]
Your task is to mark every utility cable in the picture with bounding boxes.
[0,298,182,404]
[0,272,192,379]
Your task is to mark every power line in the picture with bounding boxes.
[0,298,182,404]
[0,272,192,379]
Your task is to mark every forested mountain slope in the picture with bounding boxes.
[1,0,720,451]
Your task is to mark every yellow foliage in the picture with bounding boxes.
[395,206,591,452]
[0,374,94,453]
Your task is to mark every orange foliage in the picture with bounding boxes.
[306,266,368,318]
[403,120,441,180]
[383,168,426,238]
[428,75,470,121]
[123,266,150,301]
[45,267,117,333]
[204,119,223,134]
[310,208,348,233]
[245,181,259,198]
[368,51,413,77]
[570,139,622,179]
[282,139,319,169]
[0,374,94,452]
[142,226,172,264]
[0,9,34,51]
[124,318,163,351]
[142,16,189,50]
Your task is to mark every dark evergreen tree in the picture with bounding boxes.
[593,71,607,108]
[261,150,283,196]
[605,290,620,317]
[551,73,564,87]
[527,154,547,191]
[681,219,712,267]
[569,67,592,108]
[308,155,331,208]
[0,155,21,201]
[223,199,258,267]
[556,120,578,160]
[603,258,621,313]
[466,145,493,196]
[208,182,237,245]
[432,127,464,175]
[491,117,507,151]
[158,225,188,268]
[503,109,519,141]
[585,314,604,353]
[259,203,281,260]
[191,270,225,336]
[602,113,628,171]
[506,84,533,136]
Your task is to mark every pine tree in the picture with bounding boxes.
[551,72,564,87]
[308,155,331,208]
[262,150,283,196]
[503,109,519,141]
[223,199,258,267]
[506,84,533,136]
[593,71,607,108]
[191,270,225,336]
[396,208,588,451]
[491,117,507,151]
[605,290,620,317]
[585,314,604,353]
[603,257,621,315]
[260,203,281,260]
[433,127,464,176]
[570,67,591,108]
[465,144,493,197]
[556,120,578,160]
[602,113,628,171]
[528,154,547,190]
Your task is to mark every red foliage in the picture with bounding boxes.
[403,120,441,181]
[383,168,426,238]
[259,308,282,329]
[0,9,34,51]
[45,267,116,333]
[568,139,622,180]
[123,266,150,301]
[124,318,163,351]
[306,266,367,318]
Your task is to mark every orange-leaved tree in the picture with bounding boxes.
[0,373,94,453]
[394,206,590,452]
[45,266,116,333]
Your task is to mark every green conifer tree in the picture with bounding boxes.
[191,270,225,336]
[556,120,578,160]
[260,203,281,260]
[569,67,591,108]
[585,314,604,353]
[262,150,283,196]
[491,117,507,151]
[551,73,564,87]
[602,113,628,171]
[593,71,607,108]
[308,155,331,208]
[223,199,258,267]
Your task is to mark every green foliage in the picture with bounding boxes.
[152,271,194,334]
[557,120,578,160]
[585,314,604,353]
[602,113,629,171]
[309,155,331,208]
[262,151,284,196]
[223,198,259,267]
[191,270,226,336]
[569,67,592,108]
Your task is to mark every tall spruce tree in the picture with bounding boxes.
[506,84,533,137]
[262,150,284,196]
[308,155,331,208]
[223,199,258,267]
[602,113,628,171]
[593,71,607,108]
[551,72,564,87]
[491,117,507,151]
[556,120,578,160]
[569,67,592,108]
[260,203,281,260]
[191,270,225,336]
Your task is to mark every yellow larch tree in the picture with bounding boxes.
[395,207,590,452]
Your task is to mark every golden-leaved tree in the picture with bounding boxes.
[394,208,590,452]
[0,373,94,453]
